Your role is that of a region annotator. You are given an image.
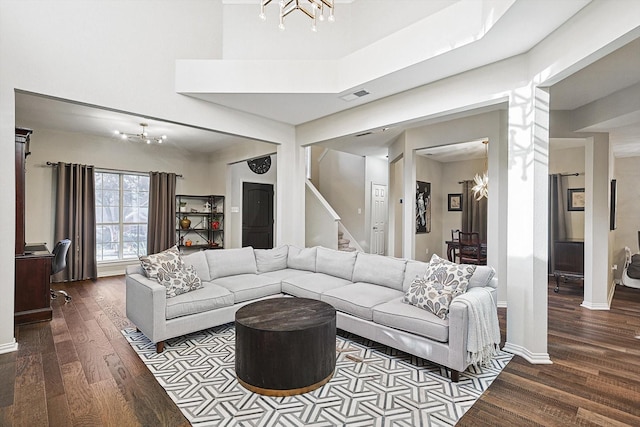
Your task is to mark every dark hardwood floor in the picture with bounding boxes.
[1,275,639,426]
[460,280,640,426]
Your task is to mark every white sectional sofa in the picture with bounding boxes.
[125,245,499,382]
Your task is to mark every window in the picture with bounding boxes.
[95,171,149,261]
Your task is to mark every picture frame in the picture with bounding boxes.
[448,193,462,211]
[567,188,585,211]
[415,181,431,234]
[610,179,617,230]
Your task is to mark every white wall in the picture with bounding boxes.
[318,150,366,248]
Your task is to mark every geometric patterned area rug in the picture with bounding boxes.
[122,324,512,426]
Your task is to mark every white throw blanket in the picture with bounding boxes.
[454,287,500,366]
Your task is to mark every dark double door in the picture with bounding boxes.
[242,182,274,249]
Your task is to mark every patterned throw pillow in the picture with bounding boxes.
[403,254,476,319]
[139,246,183,279]
[156,264,203,298]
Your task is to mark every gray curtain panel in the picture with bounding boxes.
[147,172,177,254]
[54,162,97,282]
[548,174,568,273]
[461,180,488,242]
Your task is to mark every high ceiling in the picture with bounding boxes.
[14,0,640,161]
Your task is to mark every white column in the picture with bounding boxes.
[582,135,611,309]
[276,140,305,247]
[0,85,18,354]
[502,85,552,364]
[403,141,416,259]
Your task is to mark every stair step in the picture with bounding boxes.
[338,238,350,245]
[338,231,344,239]
[339,247,357,252]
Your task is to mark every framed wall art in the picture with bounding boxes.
[448,193,462,211]
[567,188,585,211]
[416,181,431,234]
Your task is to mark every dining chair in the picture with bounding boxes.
[458,232,486,265]
[450,229,461,262]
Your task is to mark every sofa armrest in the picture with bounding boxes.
[125,273,167,343]
[447,287,497,371]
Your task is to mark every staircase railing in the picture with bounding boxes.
[305,180,340,249]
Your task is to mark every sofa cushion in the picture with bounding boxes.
[282,272,351,300]
[260,268,313,281]
[255,245,289,273]
[321,283,404,321]
[352,252,406,291]
[165,282,234,320]
[205,247,257,279]
[157,264,203,298]
[468,265,496,289]
[373,297,449,343]
[404,254,475,319]
[287,246,317,272]
[139,245,182,279]
[316,246,357,281]
[212,274,282,303]
[402,260,430,292]
[182,250,211,281]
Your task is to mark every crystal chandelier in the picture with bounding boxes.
[472,140,489,200]
[114,123,167,145]
[259,0,335,32]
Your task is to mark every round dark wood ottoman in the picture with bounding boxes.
[235,297,336,396]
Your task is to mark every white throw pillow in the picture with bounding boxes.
[139,246,183,279]
[156,264,203,298]
[403,254,476,319]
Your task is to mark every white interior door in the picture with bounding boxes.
[371,184,387,255]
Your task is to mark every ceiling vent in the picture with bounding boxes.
[340,89,370,102]
[355,131,373,137]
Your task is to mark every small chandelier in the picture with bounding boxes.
[259,0,335,32]
[115,123,167,145]
[472,140,489,200]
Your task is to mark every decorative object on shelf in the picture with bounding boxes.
[247,156,272,174]
[259,0,335,32]
[180,216,191,229]
[114,123,167,145]
[179,202,187,213]
[211,218,221,230]
[176,194,225,249]
[185,239,192,247]
[472,140,489,201]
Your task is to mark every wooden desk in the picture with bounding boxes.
[15,245,53,325]
[553,239,584,293]
[445,240,487,263]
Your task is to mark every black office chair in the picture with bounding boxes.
[50,239,72,303]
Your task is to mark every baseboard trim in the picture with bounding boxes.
[580,300,610,310]
[608,281,616,306]
[502,342,552,364]
[0,339,18,355]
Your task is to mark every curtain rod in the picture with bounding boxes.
[46,161,183,178]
